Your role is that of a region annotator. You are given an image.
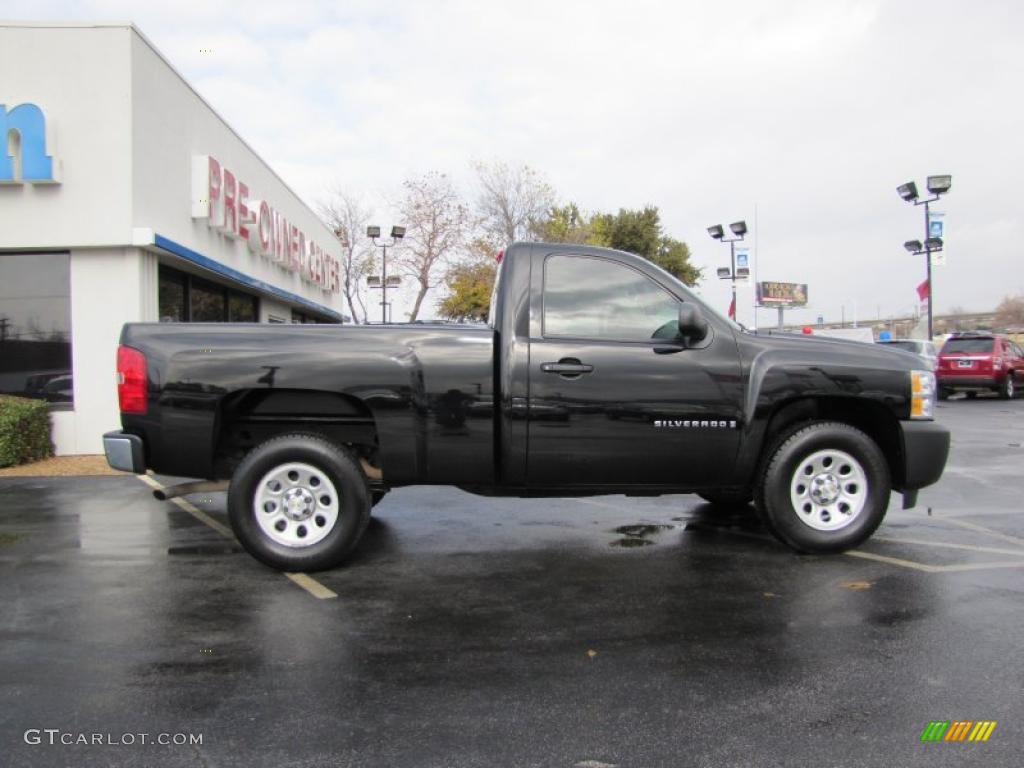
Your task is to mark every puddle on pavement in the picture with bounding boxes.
[608,523,676,548]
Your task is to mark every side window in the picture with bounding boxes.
[543,254,680,341]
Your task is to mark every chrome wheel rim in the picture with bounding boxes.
[789,449,867,532]
[253,462,340,548]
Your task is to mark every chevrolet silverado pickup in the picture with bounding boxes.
[104,242,950,571]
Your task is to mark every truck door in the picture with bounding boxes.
[526,251,743,489]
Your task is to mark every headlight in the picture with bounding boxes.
[910,370,936,420]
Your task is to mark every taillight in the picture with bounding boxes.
[117,345,148,414]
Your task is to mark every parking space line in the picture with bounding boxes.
[936,518,1024,548]
[284,573,338,599]
[871,536,1024,557]
[845,550,938,572]
[135,475,337,600]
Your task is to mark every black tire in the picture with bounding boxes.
[966,391,977,399]
[228,433,371,571]
[1000,375,1015,400]
[754,421,890,554]
[697,490,754,508]
[938,388,950,401]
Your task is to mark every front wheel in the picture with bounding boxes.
[228,433,371,571]
[755,422,890,554]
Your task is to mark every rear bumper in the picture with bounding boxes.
[938,374,1000,390]
[898,420,950,492]
[103,431,146,474]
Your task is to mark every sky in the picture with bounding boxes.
[7,0,1024,326]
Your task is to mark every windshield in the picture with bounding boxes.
[942,338,994,354]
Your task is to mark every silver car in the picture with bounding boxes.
[877,339,938,370]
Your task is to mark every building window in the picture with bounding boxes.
[190,277,227,322]
[158,268,187,322]
[0,252,73,408]
[159,265,259,323]
[229,292,258,322]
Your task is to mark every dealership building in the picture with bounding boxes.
[0,22,345,455]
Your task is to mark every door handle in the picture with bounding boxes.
[541,360,594,376]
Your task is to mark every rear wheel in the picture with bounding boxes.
[228,433,371,571]
[938,388,950,401]
[755,421,890,554]
[1000,375,1015,400]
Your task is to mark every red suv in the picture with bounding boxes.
[937,332,1024,399]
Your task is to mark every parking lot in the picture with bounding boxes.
[2,397,1022,768]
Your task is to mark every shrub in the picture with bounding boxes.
[0,395,54,468]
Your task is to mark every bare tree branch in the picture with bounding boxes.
[394,172,468,322]
[472,160,555,244]
[318,187,375,324]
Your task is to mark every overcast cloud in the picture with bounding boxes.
[9,0,1024,325]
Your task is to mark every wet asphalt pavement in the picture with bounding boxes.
[2,397,1023,767]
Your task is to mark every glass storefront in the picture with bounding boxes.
[158,264,259,323]
[0,252,73,408]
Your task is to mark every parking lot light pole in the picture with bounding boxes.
[708,221,747,321]
[366,225,405,324]
[897,176,951,340]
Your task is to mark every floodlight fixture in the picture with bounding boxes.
[367,276,382,287]
[385,275,402,286]
[707,225,724,240]
[924,237,943,251]
[926,175,952,195]
[717,267,732,278]
[897,182,919,202]
[366,225,381,239]
[729,220,748,237]
[904,240,923,253]
[391,225,406,239]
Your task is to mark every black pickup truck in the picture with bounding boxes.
[104,242,950,571]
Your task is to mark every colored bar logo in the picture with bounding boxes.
[921,720,997,742]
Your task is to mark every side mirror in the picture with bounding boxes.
[678,303,708,343]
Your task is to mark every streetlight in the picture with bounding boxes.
[897,175,951,340]
[366,225,405,323]
[708,220,748,321]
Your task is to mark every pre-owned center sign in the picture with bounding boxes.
[191,155,339,293]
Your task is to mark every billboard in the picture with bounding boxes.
[757,281,808,307]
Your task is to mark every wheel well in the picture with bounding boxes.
[212,389,381,480]
[761,397,904,488]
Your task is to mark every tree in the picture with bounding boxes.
[395,172,468,322]
[532,203,602,245]
[994,294,1024,328]
[593,206,702,286]
[473,160,555,244]
[438,255,497,323]
[318,187,375,323]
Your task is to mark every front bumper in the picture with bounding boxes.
[899,420,950,493]
[103,431,146,474]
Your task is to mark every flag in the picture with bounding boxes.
[916,280,930,302]
[728,295,736,320]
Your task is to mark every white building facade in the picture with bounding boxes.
[0,23,345,455]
